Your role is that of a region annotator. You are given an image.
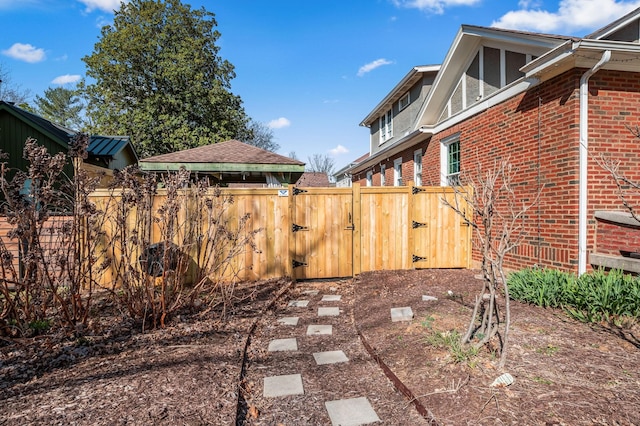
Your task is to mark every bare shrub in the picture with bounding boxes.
[100,167,261,329]
[443,158,542,369]
[0,136,106,335]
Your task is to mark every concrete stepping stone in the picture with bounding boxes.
[263,374,304,397]
[306,324,332,335]
[277,316,299,326]
[302,289,319,296]
[321,294,342,302]
[288,300,309,308]
[268,338,298,352]
[422,295,438,302]
[318,307,340,317]
[390,306,414,322]
[325,397,380,425]
[313,350,349,365]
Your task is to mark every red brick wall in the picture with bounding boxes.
[595,219,640,256]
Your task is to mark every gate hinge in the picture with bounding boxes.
[412,220,428,229]
[412,186,426,195]
[412,254,428,263]
[292,187,308,196]
[292,223,308,232]
[292,259,307,268]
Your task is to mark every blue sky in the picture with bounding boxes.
[2,0,640,169]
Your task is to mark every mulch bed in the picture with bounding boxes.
[1,270,639,425]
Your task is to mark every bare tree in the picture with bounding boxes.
[443,158,543,369]
[0,63,31,106]
[306,153,335,175]
[242,120,280,152]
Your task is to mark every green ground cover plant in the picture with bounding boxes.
[508,267,640,325]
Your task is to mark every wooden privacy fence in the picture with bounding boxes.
[86,184,471,285]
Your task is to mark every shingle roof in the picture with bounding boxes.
[140,139,304,166]
[296,172,330,187]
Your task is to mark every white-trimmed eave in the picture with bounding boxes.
[523,39,640,81]
[359,65,441,127]
[348,129,427,175]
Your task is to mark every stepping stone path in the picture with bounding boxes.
[262,289,384,425]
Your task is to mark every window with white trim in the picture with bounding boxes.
[379,109,393,144]
[393,158,403,187]
[380,164,386,186]
[413,149,422,186]
[440,135,461,186]
[398,93,410,110]
[366,170,373,187]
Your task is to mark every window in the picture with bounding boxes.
[398,93,410,110]
[366,170,373,187]
[441,135,461,186]
[413,149,422,186]
[379,109,393,144]
[393,158,403,186]
[380,164,386,186]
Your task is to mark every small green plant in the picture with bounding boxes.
[536,344,559,356]
[425,330,479,363]
[28,319,51,334]
[532,376,553,385]
[421,315,435,330]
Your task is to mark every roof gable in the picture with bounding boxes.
[0,101,73,150]
[417,25,572,127]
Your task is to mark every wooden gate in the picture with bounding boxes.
[289,185,471,279]
[290,187,354,279]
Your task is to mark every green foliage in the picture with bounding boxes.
[28,319,51,334]
[425,330,479,363]
[508,267,640,325]
[81,0,250,158]
[34,86,84,130]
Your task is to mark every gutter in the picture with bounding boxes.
[578,49,611,275]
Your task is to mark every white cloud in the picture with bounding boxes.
[268,117,291,129]
[492,0,640,33]
[357,58,393,77]
[2,43,45,63]
[329,145,349,156]
[392,0,481,14]
[77,0,125,13]
[52,74,82,85]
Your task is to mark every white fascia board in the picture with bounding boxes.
[523,39,640,80]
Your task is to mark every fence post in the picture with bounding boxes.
[352,183,361,276]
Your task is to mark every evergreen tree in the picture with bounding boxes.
[34,86,84,129]
[81,0,249,158]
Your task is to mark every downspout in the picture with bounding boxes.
[578,50,611,275]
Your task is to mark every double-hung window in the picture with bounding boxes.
[366,170,373,187]
[441,135,461,186]
[379,109,393,144]
[393,158,403,186]
[413,149,423,186]
[380,164,386,186]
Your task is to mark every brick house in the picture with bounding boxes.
[349,8,640,275]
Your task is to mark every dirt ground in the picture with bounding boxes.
[1,269,639,425]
